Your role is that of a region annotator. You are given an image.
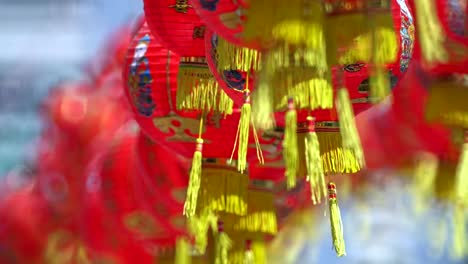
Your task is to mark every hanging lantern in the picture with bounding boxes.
[81,131,183,263]
[143,0,233,114]
[206,28,406,191]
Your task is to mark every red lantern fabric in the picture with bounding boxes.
[143,0,206,57]
[191,0,259,49]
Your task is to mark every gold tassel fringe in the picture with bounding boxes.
[425,80,468,128]
[298,131,363,175]
[336,88,366,168]
[217,36,261,72]
[328,182,346,257]
[225,190,278,235]
[176,237,191,264]
[413,0,448,64]
[304,116,326,204]
[184,137,204,218]
[284,98,298,189]
[177,61,233,115]
[198,167,249,216]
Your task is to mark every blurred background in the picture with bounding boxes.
[0,1,465,263]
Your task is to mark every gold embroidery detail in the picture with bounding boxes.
[193,25,206,39]
[168,0,192,13]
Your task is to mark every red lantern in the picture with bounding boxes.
[143,1,235,115]
[81,131,182,264]
[123,22,276,161]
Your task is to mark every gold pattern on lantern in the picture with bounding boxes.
[193,26,207,39]
[168,0,193,13]
[124,211,165,239]
[153,115,206,143]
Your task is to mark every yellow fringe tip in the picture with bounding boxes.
[413,0,448,64]
[413,152,439,214]
[177,58,233,115]
[215,222,232,264]
[284,98,298,189]
[328,182,346,257]
[237,91,251,173]
[305,116,326,205]
[188,209,218,255]
[455,133,468,207]
[297,130,363,175]
[184,138,204,218]
[452,206,467,259]
[244,240,255,264]
[175,237,192,264]
[198,167,249,216]
[217,37,261,72]
[336,88,366,168]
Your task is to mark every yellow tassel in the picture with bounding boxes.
[188,209,218,255]
[215,221,232,264]
[413,0,448,64]
[217,37,261,72]
[284,98,298,189]
[327,182,346,257]
[175,237,191,264]
[336,88,366,168]
[413,152,439,214]
[237,90,251,173]
[304,116,326,204]
[244,240,255,264]
[297,130,362,175]
[455,132,468,207]
[184,117,205,218]
[177,58,234,115]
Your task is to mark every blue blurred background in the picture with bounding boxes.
[0,1,465,263]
